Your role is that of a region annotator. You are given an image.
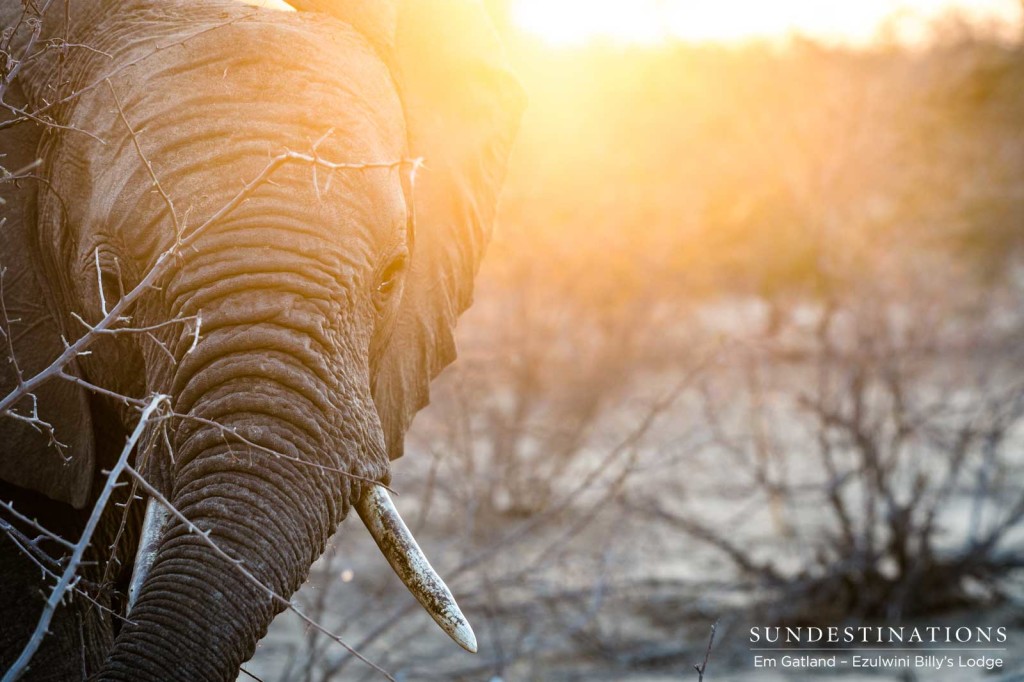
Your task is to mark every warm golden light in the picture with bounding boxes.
[512,0,1021,46]
[239,0,294,10]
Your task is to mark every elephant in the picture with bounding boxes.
[0,0,523,679]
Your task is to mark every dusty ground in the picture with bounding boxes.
[241,475,1024,681]
[244,301,1024,681]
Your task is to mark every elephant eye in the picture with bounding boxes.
[376,253,407,299]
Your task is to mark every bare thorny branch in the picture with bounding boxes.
[0,18,421,678]
[2,391,398,681]
[693,620,718,682]
[122,469,396,682]
[0,78,416,481]
[3,393,169,682]
[0,1,57,105]
[0,5,255,138]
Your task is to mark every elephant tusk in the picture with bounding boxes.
[355,485,478,653]
[128,498,171,613]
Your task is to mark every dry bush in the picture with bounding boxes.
[8,3,1001,676]
[642,257,1024,624]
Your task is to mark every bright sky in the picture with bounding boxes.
[511,0,1022,46]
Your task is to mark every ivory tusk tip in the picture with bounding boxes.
[355,485,479,653]
[424,592,477,652]
[448,618,478,653]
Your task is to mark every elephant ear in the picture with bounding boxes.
[291,0,524,459]
[0,84,96,509]
[380,1,524,458]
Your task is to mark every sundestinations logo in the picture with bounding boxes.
[748,626,1008,673]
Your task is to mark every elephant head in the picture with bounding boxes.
[0,0,523,678]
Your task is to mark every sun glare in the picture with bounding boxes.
[512,0,1021,46]
[239,0,294,10]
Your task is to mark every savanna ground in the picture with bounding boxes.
[237,7,1024,681]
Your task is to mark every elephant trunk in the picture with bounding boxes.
[103,470,308,680]
[101,247,473,677]
[101,391,359,680]
[98,264,387,679]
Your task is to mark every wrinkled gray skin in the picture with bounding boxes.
[0,0,522,679]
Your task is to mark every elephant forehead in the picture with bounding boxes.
[58,11,409,264]
[107,14,404,156]
[83,150,407,281]
[178,16,404,148]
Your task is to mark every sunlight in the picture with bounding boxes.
[512,0,1021,46]
[238,0,294,10]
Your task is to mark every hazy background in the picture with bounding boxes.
[247,2,1024,679]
